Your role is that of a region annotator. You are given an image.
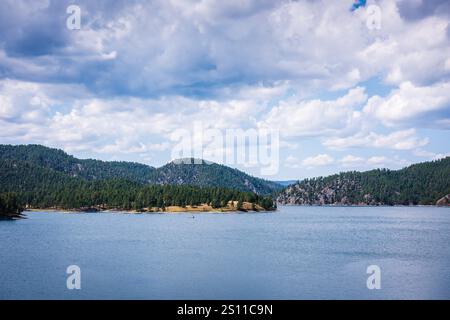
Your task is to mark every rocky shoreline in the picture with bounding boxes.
[277,203,449,207]
[277,193,450,207]
[25,201,275,214]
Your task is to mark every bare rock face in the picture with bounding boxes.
[436,194,450,206]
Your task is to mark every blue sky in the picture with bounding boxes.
[0,0,449,180]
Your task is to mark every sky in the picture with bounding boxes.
[0,0,449,180]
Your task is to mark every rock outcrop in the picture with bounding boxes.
[436,194,450,206]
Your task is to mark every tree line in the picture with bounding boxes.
[19,180,275,211]
[0,144,281,195]
[278,157,450,205]
[0,159,275,211]
[0,192,23,219]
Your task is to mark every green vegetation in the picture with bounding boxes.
[1,144,448,210]
[0,192,23,219]
[154,159,282,195]
[0,149,276,211]
[0,145,281,195]
[277,157,450,205]
[17,178,275,211]
[0,144,156,182]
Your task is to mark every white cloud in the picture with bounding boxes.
[0,1,449,177]
[338,154,411,170]
[259,87,367,138]
[302,154,334,167]
[356,5,450,86]
[324,128,429,150]
[367,156,410,168]
[331,68,361,91]
[367,156,387,165]
[0,77,437,173]
[0,0,449,98]
[285,155,300,168]
[0,79,52,123]
[0,80,274,163]
[413,149,450,160]
[363,81,450,127]
[340,155,365,167]
[371,129,429,150]
[335,153,414,171]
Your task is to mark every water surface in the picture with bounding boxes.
[1,206,449,299]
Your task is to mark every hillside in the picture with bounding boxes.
[0,144,282,195]
[153,159,281,195]
[0,144,156,183]
[0,157,275,211]
[277,157,450,206]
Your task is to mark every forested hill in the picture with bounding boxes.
[0,153,275,211]
[0,144,281,195]
[277,157,450,206]
[154,160,281,195]
[0,144,156,183]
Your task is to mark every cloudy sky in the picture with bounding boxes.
[1,0,449,179]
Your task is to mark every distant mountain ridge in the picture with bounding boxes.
[0,144,282,195]
[277,157,450,206]
[274,180,299,187]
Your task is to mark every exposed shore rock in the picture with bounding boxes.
[436,194,450,206]
[25,201,274,214]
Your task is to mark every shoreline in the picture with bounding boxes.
[25,208,274,214]
[24,203,449,215]
[278,203,450,208]
[25,202,275,214]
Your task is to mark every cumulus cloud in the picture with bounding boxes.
[284,155,300,168]
[367,155,410,168]
[324,128,429,150]
[0,79,52,123]
[0,80,271,162]
[259,87,367,137]
[340,155,365,167]
[413,149,450,160]
[0,0,449,176]
[0,0,447,97]
[363,81,450,127]
[302,154,334,168]
[338,154,411,170]
[356,1,450,86]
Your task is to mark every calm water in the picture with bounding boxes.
[1,206,449,300]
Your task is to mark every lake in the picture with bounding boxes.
[1,206,449,299]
